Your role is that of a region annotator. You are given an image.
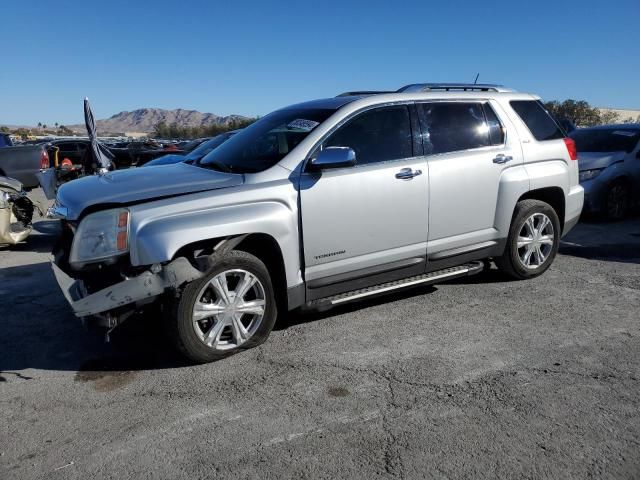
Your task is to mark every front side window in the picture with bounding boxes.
[199,108,335,173]
[322,105,413,165]
[420,103,490,154]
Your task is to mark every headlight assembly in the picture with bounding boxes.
[579,168,604,182]
[70,208,130,267]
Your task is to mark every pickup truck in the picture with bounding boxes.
[0,134,49,188]
[50,83,584,363]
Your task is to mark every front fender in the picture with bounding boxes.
[128,188,300,288]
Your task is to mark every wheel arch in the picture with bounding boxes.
[518,187,566,233]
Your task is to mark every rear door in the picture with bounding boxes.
[417,101,523,254]
[299,104,429,297]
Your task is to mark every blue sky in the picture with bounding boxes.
[1,0,639,125]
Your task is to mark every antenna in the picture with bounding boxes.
[473,73,480,85]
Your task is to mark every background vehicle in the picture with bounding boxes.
[0,140,49,189]
[50,83,583,363]
[0,133,13,148]
[144,131,238,167]
[0,175,35,245]
[570,124,640,219]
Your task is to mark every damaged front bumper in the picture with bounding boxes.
[52,256,203,318]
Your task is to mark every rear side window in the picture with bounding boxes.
[323,105,413,165]
[510,100,564,141]
[419,102,490,155]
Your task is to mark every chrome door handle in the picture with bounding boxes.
[395,168,423,180]
[493,154,513,164]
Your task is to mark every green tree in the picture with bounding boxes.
[544,99,621,127]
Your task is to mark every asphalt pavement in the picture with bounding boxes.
[1,190,639,479]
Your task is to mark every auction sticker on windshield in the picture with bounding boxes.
[287,119,320,131]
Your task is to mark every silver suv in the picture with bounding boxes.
[50,83,584,363]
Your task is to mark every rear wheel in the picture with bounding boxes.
[605,181,629,221]
[495,200,561,280]
[169,250,277,363]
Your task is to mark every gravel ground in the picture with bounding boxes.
[1,190,639,479]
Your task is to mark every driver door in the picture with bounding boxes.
[299,104,429,299]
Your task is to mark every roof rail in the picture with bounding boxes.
[397,83,515,93]
[336,90,395,97]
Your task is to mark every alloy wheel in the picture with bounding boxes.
[516,213,555,269]
[192,269,266,350]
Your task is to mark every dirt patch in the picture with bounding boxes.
[327,386,350,397]
[75,358,137,392]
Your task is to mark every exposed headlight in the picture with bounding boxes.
[579,169,604,182]
[70,208,130,267]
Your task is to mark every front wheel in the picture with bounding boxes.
[495,199,561,280]
[169,250,277,363]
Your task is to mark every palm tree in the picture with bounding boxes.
[37,122,42,130]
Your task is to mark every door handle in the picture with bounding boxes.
[493,154,513,164]
[395,168,423,180]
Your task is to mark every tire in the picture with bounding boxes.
[495,199,561,280]
[605,181,630,221]
[168,250,277,363]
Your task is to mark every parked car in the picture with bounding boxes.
[144,132,238,167]
[570,124,640,219]
[0,176,36,245]
[0,133,13,148]
[0,137,49,189]
[49,83,583,363]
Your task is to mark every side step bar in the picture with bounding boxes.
[307,261,485,309]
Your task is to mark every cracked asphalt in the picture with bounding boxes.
[1,190,639,479]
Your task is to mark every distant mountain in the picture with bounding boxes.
[69,108,249,134]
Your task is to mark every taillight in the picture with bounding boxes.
[563,138,578,161]
[40,149,50,169]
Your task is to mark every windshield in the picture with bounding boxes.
[185,133,233,161]
[570,128,640,153]
[199,108,335,173]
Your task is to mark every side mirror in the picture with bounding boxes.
[308,147,356,171]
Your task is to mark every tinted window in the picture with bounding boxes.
[510,100,564,141]
[323,105,413,165]
[420,103,489,154]
[570,128,640,153]
[483,104,505,145]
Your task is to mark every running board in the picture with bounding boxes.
[307,261,484,309]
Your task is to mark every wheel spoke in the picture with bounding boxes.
[522,246,534,266]
[203,319,226,348]
[537,216,549,235]
[193,301,225,322]
[230,314,249,345]
[525,217,536,236]
[235,272,257,300]
[236,299,265,316]
[535,245,545,264]
[517,236,533,249]
[210,274,231,304]
[539,234,554,246]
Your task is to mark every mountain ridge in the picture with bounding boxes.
[69,107,249,134]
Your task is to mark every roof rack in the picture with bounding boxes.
[336,90,395,97]
[397,83,514,93]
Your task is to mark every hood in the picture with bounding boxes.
[0,176,24,192]
[57,162,243,220]
[577,151,626,171]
